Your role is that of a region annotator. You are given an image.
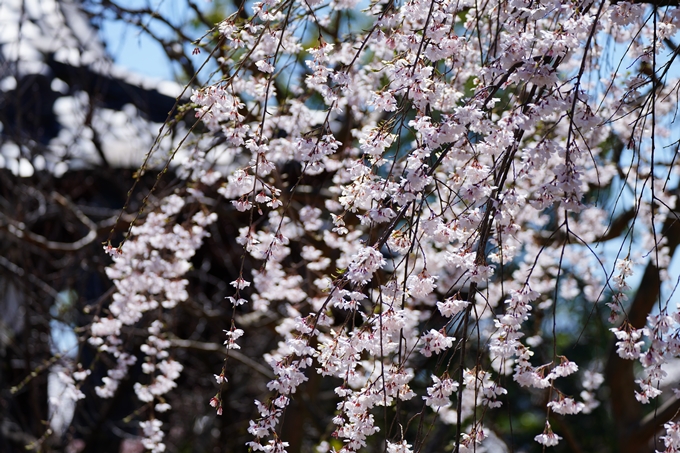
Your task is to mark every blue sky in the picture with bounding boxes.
[99,0,213,81]
[102,19,174,79]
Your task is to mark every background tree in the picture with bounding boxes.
[3,0,680,452]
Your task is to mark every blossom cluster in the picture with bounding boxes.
[89,192,217,450]
[185,0,680,449]
[69,0,680,450]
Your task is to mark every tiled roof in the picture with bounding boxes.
[0,0,185,174]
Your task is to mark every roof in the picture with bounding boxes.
[0,0,186,174]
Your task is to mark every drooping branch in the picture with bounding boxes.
[169,338,275,379]
[606,208,680,453]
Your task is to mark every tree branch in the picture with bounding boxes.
[168,338,275,379]
[606,210,680,453]
[0,191,133,252]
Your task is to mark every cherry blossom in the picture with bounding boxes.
[535,422,562,447]
[64,0,680,450]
